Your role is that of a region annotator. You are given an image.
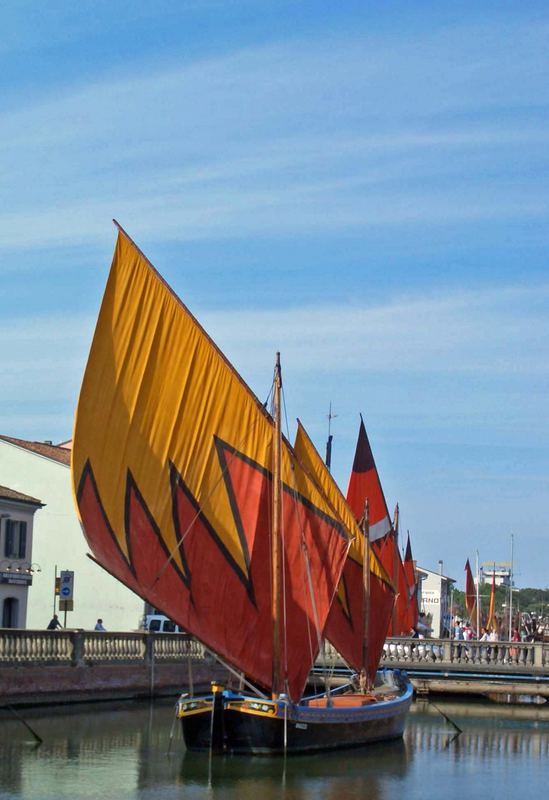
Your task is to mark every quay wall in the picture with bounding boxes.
[3,631,549,707]
[0,630,230,707]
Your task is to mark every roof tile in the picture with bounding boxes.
[0,435,71,466]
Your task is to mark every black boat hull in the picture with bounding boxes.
[179,670,413,755]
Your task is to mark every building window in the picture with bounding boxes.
[2,597,19,628]
[4,520,27,559]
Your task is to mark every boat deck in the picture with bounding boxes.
[305,692,391,708]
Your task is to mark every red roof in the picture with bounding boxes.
[0,484,43,506]
[0,435,71,466]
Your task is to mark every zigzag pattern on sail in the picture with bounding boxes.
[71,227,350,702]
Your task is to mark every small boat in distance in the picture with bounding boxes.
[71,223,412,754]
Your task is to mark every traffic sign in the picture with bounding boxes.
[59,570,74,601]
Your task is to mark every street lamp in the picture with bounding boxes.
[16,562,42,574]
[0,560,41,574]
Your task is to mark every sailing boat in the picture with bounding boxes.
[71,224,412,754]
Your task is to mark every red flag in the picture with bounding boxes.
[404,533,419,630]
[464,558,477,630]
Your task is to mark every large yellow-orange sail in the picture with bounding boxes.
[71,227,350,701]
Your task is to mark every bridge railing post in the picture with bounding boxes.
[442,640,452,663]
[71,630,85,667]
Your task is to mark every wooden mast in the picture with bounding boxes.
[392,502,400,636]
[271,352,283,698]
[361,498,371,691]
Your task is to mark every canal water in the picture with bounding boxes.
[1,698,549,799]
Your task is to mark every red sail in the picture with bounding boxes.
[293,421,394,683]
[374,534,415,636]
[345,417,392,542]
[325,556,395,680]
[346,419,414,636]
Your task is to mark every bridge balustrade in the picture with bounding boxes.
[381,637,548,670]
[0,629,205,666]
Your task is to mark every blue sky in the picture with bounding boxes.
[1,2,548,589]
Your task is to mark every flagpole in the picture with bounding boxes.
[508,533,514,642]
[475,550,480,638]
[392,504,399,635]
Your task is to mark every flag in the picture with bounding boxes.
[404,533,419,630]
[464,558,477,630]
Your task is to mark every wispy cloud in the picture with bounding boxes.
[1,19,548,252]
[2,283,547,442]
[204,284,549,377]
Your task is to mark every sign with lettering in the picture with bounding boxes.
[422,590,440,605]
[1,571,32,585]
[59,570,74,600]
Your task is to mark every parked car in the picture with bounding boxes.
[144,614,184,633]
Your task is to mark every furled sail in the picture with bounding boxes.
[486,567,497,632]
[403,534,419,631]
[464,558,477,631]
[293,421,394,682]
[71,227,350,702]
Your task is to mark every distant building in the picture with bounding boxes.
[416,565,456,638]
[0,485,44,627]
[0,435,144,631]
[481,564,511,587]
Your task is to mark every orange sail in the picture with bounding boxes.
[293,421,394,682]
[486,567,497,632]
[71,227,350,702]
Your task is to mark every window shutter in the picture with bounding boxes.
[18,522,27,559]
[5,520,14,558]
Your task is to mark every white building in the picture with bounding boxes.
[417,565,456,638]
[0,485,43,628]
[0,435,144,631]
[481,564,511,587]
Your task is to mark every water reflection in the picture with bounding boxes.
[177,738,409,799]
[409,700,549,760]
[0,699,548,800]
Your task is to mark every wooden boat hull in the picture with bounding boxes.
[179,669,413,755]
